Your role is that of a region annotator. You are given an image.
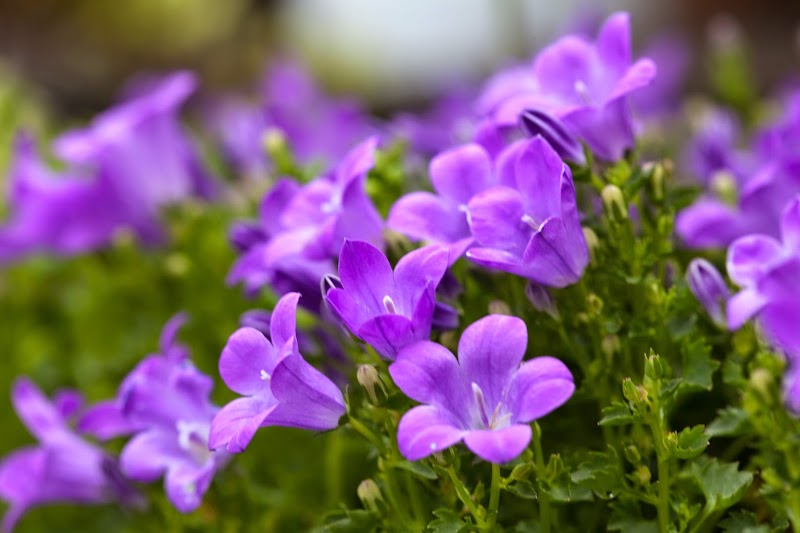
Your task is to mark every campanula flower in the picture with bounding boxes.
[0,378,137,532]
[466,136,589,287]
[686,258,730,327]
[324,240,449,360]
[478,12,656,161]
[389,315,574,464]
[79,314,227,513]
[210,293,346,453]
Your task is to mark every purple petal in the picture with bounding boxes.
[259,179,300,236]
[463,425,532,464]
[561,98,635,161]
[514,137,565,223]
[396,405,465,461]
[676,199,745,249]
[208,396,274,453]
[269,292,301,352]
[164,462,215,513]
[596,12,632,74]
[333,136,378,185]
[468,186,531,256]
[394,244,449,315]
[219,327,275,396]
[507,357,574,422]
[53,390,83,421]
[429,144,494,205]
[390,341,468,420]
[457,315,528,409]
[0,447,44,532]
[726,234,783,287]
[325,288,367,334]
[781,197,800,252]
[11,378,66,443]
[357,314,418,360]
[159,313,189,360]
[466,247,530,277]
[521,217,587,287]
[120,429,184,482]
[338,240,395,315]
[726,289,768,330]
[78,400,141,440]
[265,353,346,431]
[334,177,384,252]
[609,58,658,102]
[387,192,469,245]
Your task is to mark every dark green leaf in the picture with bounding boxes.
[706,407,751,438]
[680,337,719,392]
[427,508,467,533]
[599,402,637,426]
[690,457,753,512]
[506,480,538,500]
[390,459,438,480]
[674,425,709,459]
[719,510,770,533]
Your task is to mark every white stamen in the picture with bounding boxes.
[458,204,473,226]
[260,369,271,381]
[383,295,397,314]
[521,214,538,230]
[574,80,592,104]
[471,382,491,428]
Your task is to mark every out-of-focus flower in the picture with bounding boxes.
[686,258,730,327]
[325,240,449,360]
[519,109,585,164]
[79,314,226,513]
[630,34,690,122]
[389,315,574,464]
[0,378,137,532]
[466,137,589,287]
[210,293,346,453]
[478,12,656,161]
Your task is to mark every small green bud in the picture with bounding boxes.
[582,226,600,262]
[749,368,773,396]
[263,127,288,155]
[710,170,739,206]
[510,463,533,481]
[645,354,664,380]
[164,253,190,277]
[632,465,651,486]
[357,479,383,512]
[357,365,386,405]
[644,161,666,202]
[601,335,620,362]
[586,293,603,316]
[488,300,511,316]
[623,444,641,465]
[601,184,628,221]
[622,378,639,403]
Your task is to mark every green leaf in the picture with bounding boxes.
[390,459,438,480]
[427,508,467,533]
[505,480,537,500]
[674,425,709,459]
[706,407,751,437]
[607,518,660,533]
[599,402,637,426]
[570,451,624,497]
[719,510,770,533]
[690,457,753,512]
[680,337,719,392]
[321,509,380,532]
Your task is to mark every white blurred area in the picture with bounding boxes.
[278,0,671,105]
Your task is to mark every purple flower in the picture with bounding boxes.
[686,258,730,327]
[324,240,449,360]
[0,378,136,532]
[519,109,585,164]
[630,34,690,122]
[387,143,500,261]
[682,107,753,186]
[389,315,574,464]
[202,98,270,180]
[79,315,227,513]
[210,293,346,453]
[466,136,589,287]
[478,12,656,161]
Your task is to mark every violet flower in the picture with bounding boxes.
[324,240,449,360]
[79,315,227,513]
[210,293,346,453]
[686,258,730,327]
[478,12,656,161]
[0,378,136,532]
[387,143,500,261]
[466,136,589,287]
[519,109,585,164]
[389,314,574,464]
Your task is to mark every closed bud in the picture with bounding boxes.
[525,282,559,320]
[357,479,383,512]
[686,258,730,328]
[519,109,586,164]
[749,368,773,397]
[357,365,386,405]
[623,444,641,465]
[601,184,628,221]
[582,226,600,262]
[644,161,665,202]
[601,335,621,360]
[510,463,533,481]
[263,127,288,156]
[633,465,651,486]
[710,170,739,206]
[622,378,641,404]
[488,300,512,316]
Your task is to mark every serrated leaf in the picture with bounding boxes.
[599,402,636,426]
[571,451,624,496]
[719,510,770,533]
[691,457,753,512]
[506,480,537,500]
[706,407,751,437]
[680,337,719,392]
[427,508,466,533]
[390,459,438,480]
[674,425,709,459]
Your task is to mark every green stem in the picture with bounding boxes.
[485,463,502,529]
[532,422,552,533]
[648,416,671,532]
[380,468,412,529]
[447,466,486,528]
[404,471,425,526]
[347,417,384,453]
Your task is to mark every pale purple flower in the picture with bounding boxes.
[478,12,656,161]
[466,136,589,287]
[79,314,227,513]
[0,378,136,532]
[389,315,574,464]
[203,98,270,180]
[686,258,730,327]
[630,34,690,122]
[682,107,753,186]
[210,293,346,453]
[324,241,449,360]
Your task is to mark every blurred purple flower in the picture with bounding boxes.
[389,315,574,464]
[0,378,137,532]
[210,293,346,453]
[630,34,690,121]
[466,137,589,287]
[79,314,227,513]
[478,12,656,161]
[682,107,753,186]
[325,240,449,360]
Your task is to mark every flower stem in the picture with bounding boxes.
[347,417,384,453]
[485,463,502,528]
[647,415,671,532]
[446,465,486,528]
[532,422,552,533]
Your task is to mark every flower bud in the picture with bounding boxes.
[357,479,383,512]
[686,258,730,327]
[709,170,738,206]
[488,300,511,316]
[357,365,386,405]
[510,463,533,481]
[582,227,600,262]
[601,184,628,221]
[525,282,559,320]
[632,465,651,486]
[519,109,586,164]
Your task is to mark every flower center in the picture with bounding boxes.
[574,80,593,105]
[471,382,510,430]
[176,420,213,465]
[260,369,271,381]
[383,295,398,314]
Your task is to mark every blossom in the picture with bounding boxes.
[0,378,137,532]
[387,142,500,261]
[478,12,656,161]
[519,109,585,164]
[389,315,574,464]
[686,258,730,327]
[79,314,227,513]
[210,293,346,453]
[324,240,449,360]
[466,136,589,287]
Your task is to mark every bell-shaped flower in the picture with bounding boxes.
[389,315,574,464]
[324,240,449,360]
[686,259,730,327]
[210,293,346,453]
[79,315,227,513]
[478,12,656,161]
[387,143,500,261]
[466,136,589,287]
[1,378,137,532]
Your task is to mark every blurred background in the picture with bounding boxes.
[0,0,798,115]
